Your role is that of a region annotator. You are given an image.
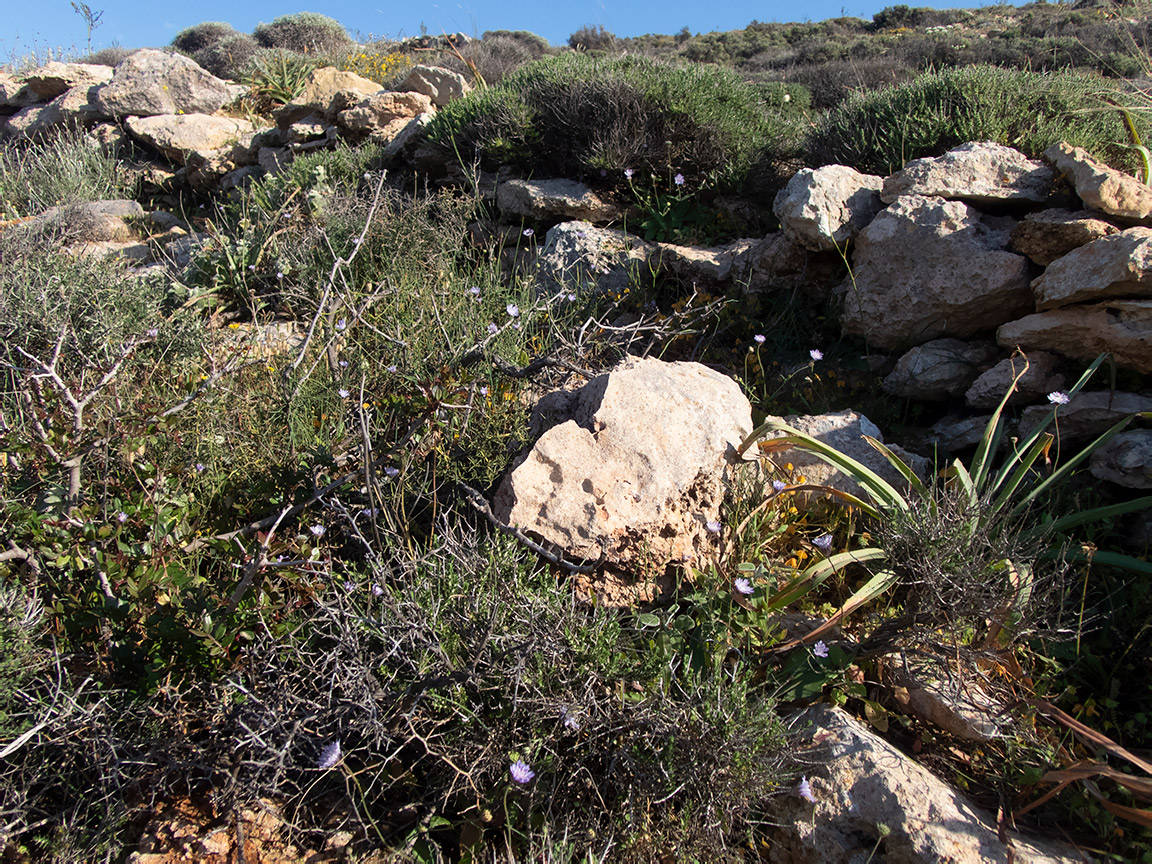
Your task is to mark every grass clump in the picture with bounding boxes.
[810,64,1147,176]
[429,52,797,189]
[253,12,351,55]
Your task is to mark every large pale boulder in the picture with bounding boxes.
[2,83,108,139]
[398,65,471,107]
[0,72,22,107]
[381,113,434,163]
[497,179,621,223]
[882,141,1055,205]
[125,114,262,165]
[965,351,1065,409]
[654,238,758,288]
[493,356,752,573]
[773,165,884,252]
[1010,208,1119,266]
[770,704,1085,864]
[840,196,1033,350]
[336,90,433,139]
[1091,430,1152,488]
[275,67,382,126]
[882,338,999,401]
[28,199,145,242]
[535,221,655,297]
[998,300,1152,374]
[1031,227,1152,310]
[94,49,239,117]
[1045,140,1152,221]
[21,61,112,100]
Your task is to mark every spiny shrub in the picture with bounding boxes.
[172,21,236,55]
[809,64,1147,176]
[193,32,260,81]
[430,53,794,188]
[568,23,616,52]
[481,29,551,56]
[79,45,133,67]
[457,34,539,85]
[253,12,351,55]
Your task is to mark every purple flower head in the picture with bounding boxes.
[386,364,398,373]
[195,463,206,473]
[795,776,816,803]
[522,228,534,238]
[248,264,256,271]
[509,760,535,784]
[116,511,128,523]
[812,640,829,659]
[343,580,356,592]
[813,533,833,554]
[567,293,577,302]
[384,466,400,478]
[146,328,159,338]
[336,318,346,331]
[624,168,634,179]
[309,524,325,537]
[1048,391,1070,405]
[479,386,489,396]
[276,271,284,280]
[706,520,722,534]
[562,707,581,731]
[338,388,350,398]
[506,303,520,318]
[674,173,685,186]
[470,285,481,297]
[771,480,788,493]
[753,334,766,345]
[352,236,362,245]
[372,583,384,597]
[487,322,499,335]
[317,740,341,770]
[809,348,823,361]
[734,577,754,595]
[339,359,349,368]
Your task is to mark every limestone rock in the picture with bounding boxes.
[1045,140,1152,222]
[744,232,846,298]
[927,414,997,451]
[94,49,237,117]
[0,72,22,108]
[882,338,999,401]
[2,83,107,139]
[493,356,752,572]
[1010,208,1119,266]
[754,410,929,504]
[1032,227,1152,311]
[398,65,472,107]
[998,300,1152,374]
[275,67,382,126]
[654,238,758,288]
[336,90,433,139]
[33,199,145,243]
[1091,430,1152,488]
[536,221,655,298]
[773,164,883,252]
[21,61,112,100]
[841,195,1033,350]
[883,655,1007,742]
[965,351,1065,409]
[497,178,621,223]
[381,113,434,163]
[770,704,1085,864]
[1020,390,1152,443]
[125,114,261,165]
[882,141,1055,205]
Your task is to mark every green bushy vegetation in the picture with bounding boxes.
[191,32,260,80]
[252,11,351,55]
[171,20,236,55]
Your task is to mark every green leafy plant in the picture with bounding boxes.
[252,12,351,55]
[242,50,319,107]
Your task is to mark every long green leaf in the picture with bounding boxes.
[766,548,888,611]
[971,354,1030,489]
[989,432,1053,518]
[1063,548,1152,577]
[1041,496,1152,537]
[864,435,931,500]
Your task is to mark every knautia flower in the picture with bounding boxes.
[812,641,829,659]
[276,272,284,280]
[338,359,349,368]
[469,285,481,297]
[384,466,400,478]
[561,706,581,731]
[195,463,206,473]
[386,364,398,373]
[813,533,833,553]
[372,583,384,597]
[479,386,489,397]
[734,577,754,595]
[146,328,159,338]
[506,303,520,318]
[674,173,685,186]
[309,524,325,537]
[753,334,766,345]
[509,760,535,784]
[624,168,634,179]
[1048,391,1070,405]
[248,264,256,271]
[338,389,350,398]
[567,293,577,302]
[706,520,722,534]
[771,480,788,493]
[487,322,499,335]
[317,740,341,770]
[522,228,534,238]
[795,776,816,802]
[336,318,346,330]
[352,236,362,245]
[116,511,128,523]
[810,348,823,361]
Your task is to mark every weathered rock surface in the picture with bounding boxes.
[30,199,145,242]
[380,113,433,163]
[754,410,929,503]
[275,68,382,126]
[398,65,471,107]
[1020,390,1152,442]
[1046,140,1152,222]
[883,655,1007,742]
[882,141,1055,205]
[493,356,751,574]
[771,704,1086,864]
[841,195,1033,349]
[998,300,1152,374]
[0,72,22,107]
[965,351,1065,409]
[654,238,758,288]
[927,414,997,452]
[536,221,655,297]
[21,61,112,100]
[497,179,621,223]
[745,232,846,297]
[2,83,108,138]
[1010,208,1119,266]
[773,164,884,252]
[125,114,261,165]
[336,91,433,139]
[882,338,999,401]
[1091,429,1152,488]
[1032,227,1152,310]
[94,49,239,117]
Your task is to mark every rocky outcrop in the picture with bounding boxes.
[882,338,999,401]
[840,196,1033,349]
[493,356,752,579]
[3,84,108,138]
[1010,208,1119,266]
[275,68,382,126]
[335,91,433,140]
[125,114,263,165]
[398,65,472,107]
[497,179,621,223]
[20,61,112,100]
[998,300,1152,374]
[1020,390,1152,442]
[881,141,1056,205]
[94,49,240,117]
[745,233,846,297]
[1031,227,1152,310]
[773,164,883,252]
[1045,140,1152,222]
[964,351,1065,409]
[1091,430,1152,488]
[536,221,655,297]
[654,238,758,287]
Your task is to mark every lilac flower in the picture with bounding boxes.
[567,293,577,302]
[674,173,685,186]
[339,359,349,368]
[336,318,346,331]
[195,463,206,473]
[509,760,535,784]
[309,524,325,537]
[469,285,481,297]
[343,580,356,592]
[795,776,816,803]
[276,271,284,280]
[506,303,520,318]
[338,389,350,398]
[706,520,722,534]
[352,236,362,245]
[753,334,766,345]
[600,168,607,177]
[812,641,829,659]
[813,533,834,554]
[522,228,534,238]
[1048,391,1070,405]
[561,707,581,731]
[479,386,489,397]
[624,168,634,179]
[248,264,256,271]
[809,348,823,361]
[372,583,384,597]
[360,507,379,518]
[317,740,341,770]
[386,364,398,373]
[384,466,400,478]
[116,511,128,523]
[146,328,159,338]
[771,480,788,493]
[487,322,499,335]
[734,577,754,595]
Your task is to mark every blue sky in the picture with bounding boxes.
[4,0,1026,62]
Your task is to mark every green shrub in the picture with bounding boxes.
[430,53,794,188]
[568,24,616,52]
[172,20,236,55]
[252,12,351,55]
[193,32,260,80]
[79,45,133,67]
[810,64,1146,176]
[480,29,551,56]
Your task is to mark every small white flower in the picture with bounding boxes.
[506,303,520,318]
[734,577,754,595]
[810,348,823,361]
[1048,391,1070,405]
[338,389,350,398]
[706,520,722,534]
[812,641,829,659]
[309,524,325,537]
[753,334,766,345]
